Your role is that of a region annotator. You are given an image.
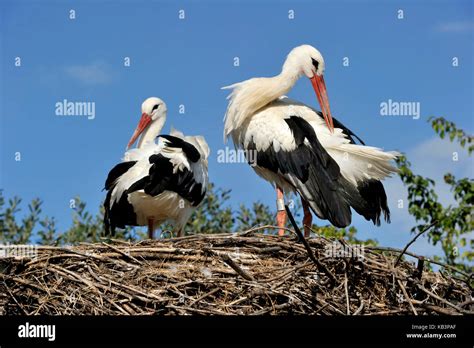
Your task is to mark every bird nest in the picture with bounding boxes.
[0,226,472,315]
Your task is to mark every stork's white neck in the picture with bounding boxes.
[137,116,166,149]
[223,66,302,141]
[278,66,304,94]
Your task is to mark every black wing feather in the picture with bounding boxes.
[103,161,138,235]
[158,135,201,162]
[104,161,137,190]
[248,116,352,227]
[143,154,205,205]
[248,115,390,228]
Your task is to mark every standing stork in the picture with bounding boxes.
[223,45,399,237]
[104,97,210,238]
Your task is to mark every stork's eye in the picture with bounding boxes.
[152,104,160,112]
[311,58,319,71]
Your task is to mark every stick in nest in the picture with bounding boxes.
[394,221,437,267]
[0,230,472,316]
[220,254,255,281]
[285,205,337,285]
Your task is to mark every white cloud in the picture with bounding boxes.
[410,136,472,187]
[64,62,112,85]
[436,21,474,33]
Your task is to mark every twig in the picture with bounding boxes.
[101,242,142,264]
[251,303,291,315]
[314,302,330,314]
[353,299,364,315]
[285,205,337,284]
[221,254,255,281]
[3,283,28,315]
[189,288,220,307]
[367,246,469,278]
[397,279,418,315]
[236,224,295,236]
[416,284,472,314]
[394,221,437,267]
[421,303,460,315]
[414,257,424,280]
[344,273,350,315]
[458,299,473,308]
[1,231,471,316]
[167,304,228,315]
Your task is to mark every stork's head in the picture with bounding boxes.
[283,45,334,132]
[127,97,167,149]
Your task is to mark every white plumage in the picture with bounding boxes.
[104,97,209,238]
[240,97,398,188]
[223,45,399,236]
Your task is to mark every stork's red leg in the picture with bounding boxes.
[147,218,154,239]
[301,198,312,237]
[276,187,286,236]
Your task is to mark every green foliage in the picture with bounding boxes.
[396,117,473,270]
[37,217,57,245]
[184,184,234,234]
[184,186,299,235]
[235,202,274,231]
[315,225,378,246]
[0,191,43,244]
[0,184,366,246]
[58,197,139,244]
[0,192,140,245]
[429,117,473,154]
[1,116,471,273]
[56,197,102,244]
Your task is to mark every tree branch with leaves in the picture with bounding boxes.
[396,117,473,271]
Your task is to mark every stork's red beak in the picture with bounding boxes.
[127,112,152,149]
[310,74,334,133]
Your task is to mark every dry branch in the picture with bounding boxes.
[0,227,472,315]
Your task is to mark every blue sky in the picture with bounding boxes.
[1,0,473,256]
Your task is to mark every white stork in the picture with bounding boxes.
[223,45,399,237]
[104,97,210,239]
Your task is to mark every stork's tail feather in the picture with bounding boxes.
[300,168,353,229]
[343,179,391,226]
[327,145,396,226]
[304,177,391,228]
